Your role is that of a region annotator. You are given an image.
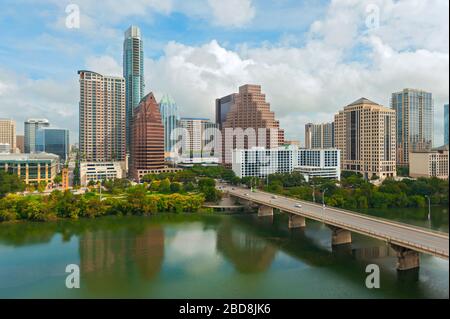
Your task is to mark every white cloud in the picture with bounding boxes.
[207,0,255,27]
[85,55,122,76]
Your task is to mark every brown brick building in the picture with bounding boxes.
[221,84,285,165]
[130,92,165,181]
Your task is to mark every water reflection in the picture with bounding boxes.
[216,219,276,273]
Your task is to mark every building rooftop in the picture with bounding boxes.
[347,98,380,106]
[0,152,60,161]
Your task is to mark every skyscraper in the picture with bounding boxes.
[178,118,217,158]
[123,25,145,152]
[444,104,449,145]
[24,119,49,153]
[78,70,126,162]
[159,94,180,153]
[305,122,334,149]
[215,93,237,129]
[222,84,285,165]
[0,119,16,153]
[334,98,396,180]
[391,88,433,166]
[36,128,70,162]
[130,92,165,181]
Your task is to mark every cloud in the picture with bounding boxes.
[85,55,123,76]
[207,0,256,27]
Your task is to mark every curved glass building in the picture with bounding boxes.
[159,94,180,153]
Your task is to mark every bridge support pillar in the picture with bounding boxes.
[329,226,352,246]
[391,245,420,271]
[288,214,306,228]
[258,205,273,217]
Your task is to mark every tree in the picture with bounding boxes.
[159,178,171,194]
[0,171,25,197]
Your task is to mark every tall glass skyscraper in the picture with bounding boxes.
[24,119,50,153]
[36,128,69,162]
[391,89,433,166]
[445,104,449,145]
[123,26,145,152]
[159,94,180,153]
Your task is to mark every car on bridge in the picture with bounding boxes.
[294,203,302,208]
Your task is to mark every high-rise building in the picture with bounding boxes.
[334,98,396,180]
[24,119,49,153]
[178,118,217,159]
[36,128,70,162]
[16,135,24,153]
[215,93,237,129]
[130,92,165,181]
[123,25,145,152]
[78,70,126,162]
[444,104,449,145]
[159,94,180,153]
[0,119,16,153]
[222,84,285,165]
[391,89,433,166]
[305,122,334,149]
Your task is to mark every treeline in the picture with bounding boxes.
[0,187,205,222]
[256,172,449,210]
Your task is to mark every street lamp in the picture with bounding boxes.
[312,183,316,203]
[425,195,431,221]
[322,188,327,209]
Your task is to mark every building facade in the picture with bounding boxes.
[16,135,24,153]
[78,70,126,162]
[0,119,16,153]
[80,161,125,186]
[334,98,396,180]
[178,118,217,158]
[159,94,180,153]
[305,122,334,149]
[409,146,448,179]
[123,25,145,152]
[0,153,59,184]
[36,128,70,162]
[391,89,433,166]
[232,146,340,182]
[130,92,165,181]
[222,84,285,165]
[445,104,449,146]
[24,119,49,153]
[215,93,237,129]
[0,143,10,154]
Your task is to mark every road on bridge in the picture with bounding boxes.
[220,185,449,260]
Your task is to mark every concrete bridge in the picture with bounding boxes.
[220,185,449,271]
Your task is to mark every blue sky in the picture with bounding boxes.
[0,0,448,145]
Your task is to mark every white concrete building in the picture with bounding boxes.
[409,146,448,179]
[80,161,125,186]
[232,146,340,182]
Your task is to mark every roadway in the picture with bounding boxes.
[220,185,449,260]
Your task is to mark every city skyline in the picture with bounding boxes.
[0,1,448,146]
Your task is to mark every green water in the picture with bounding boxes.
[0,206,448,299]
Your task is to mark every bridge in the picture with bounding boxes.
[219,185,449,271]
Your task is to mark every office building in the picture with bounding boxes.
[123,25,145,151]
[215,93,237,129]
[232,146,340,182]
[178,118,217,157]
[391,88,433,166]
[305,122,334,149]
[334,98,396,180]
[78,70,126,162]
[0,153,59,184]
[445,104,449,145]
[222,84,285,165]
[159,94,180,153]
[36,128,70,162]
[130,92,165,181]
[0,119,16,153]
[16,135,24,153]
[410,145,448,179]
[0,143,10,154]
[24,119,50,153]
[79,161,125,186]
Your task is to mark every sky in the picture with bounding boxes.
[0,0,448,146]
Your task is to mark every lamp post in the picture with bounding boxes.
[312,183,316,203]
[425,195,431,221]
[322,188,327,209]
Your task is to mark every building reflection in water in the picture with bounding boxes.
[79,226,164,296]
[216,220,276,273]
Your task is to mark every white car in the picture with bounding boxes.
[245,193,250,196]
[271,195,277,199]
[294,204,302,208]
